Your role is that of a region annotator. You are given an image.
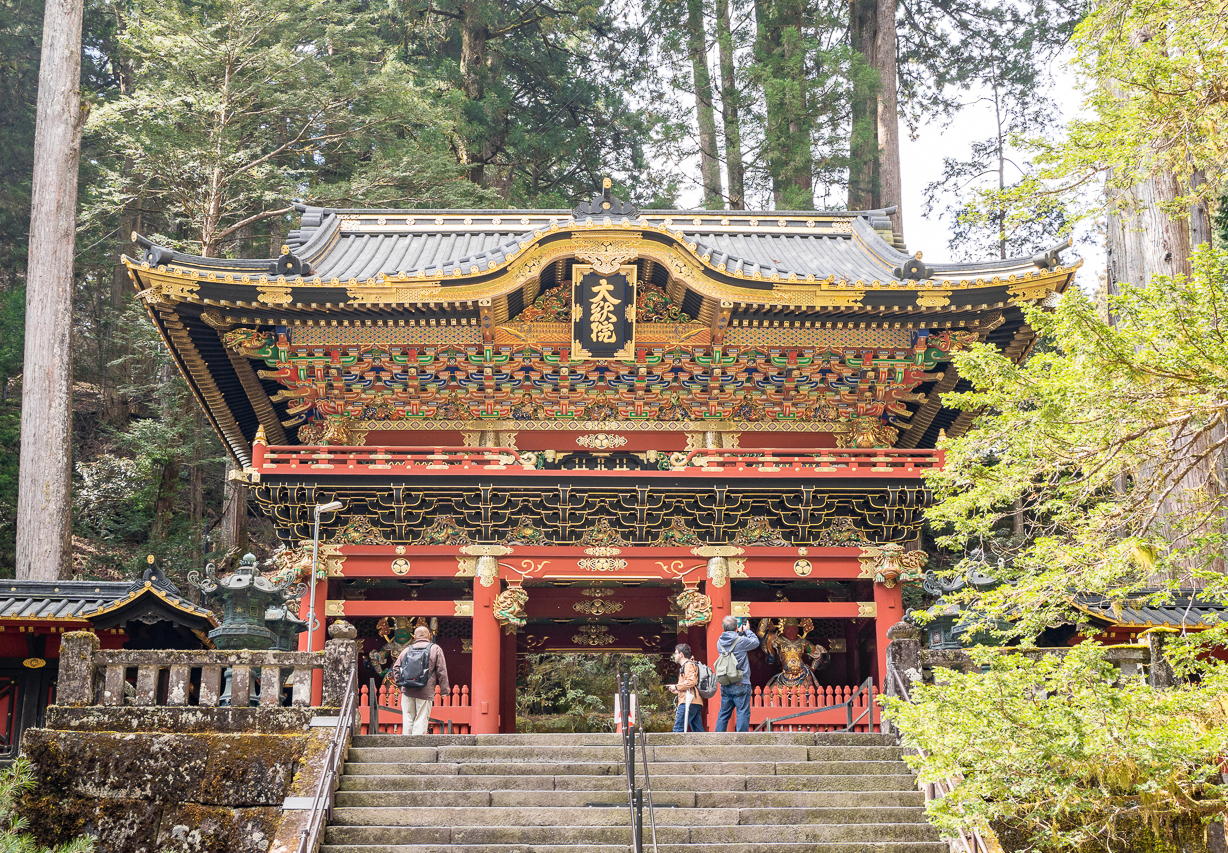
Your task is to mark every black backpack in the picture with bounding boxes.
[395,643,433,689]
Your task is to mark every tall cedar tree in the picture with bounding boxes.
[18,0,85,580]
[397,0,662,205]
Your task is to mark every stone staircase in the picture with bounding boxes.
[320,731,946,853]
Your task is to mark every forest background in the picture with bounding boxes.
[0,0,1088,578]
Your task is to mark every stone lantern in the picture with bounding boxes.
[188,553,302,650]
[265,602,308,652]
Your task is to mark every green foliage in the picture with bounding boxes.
[925,245,1228,636]
[86,0,488,254]
[517,653,674,732]
[882,643,1228,853]
[0,759,93,852]
[1034,0,1228,211]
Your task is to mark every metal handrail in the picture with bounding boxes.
[296,667,359,853]
[756,677,875,732]
[888,666,989,853]
[634,721,659,852]
[616,668,658,853]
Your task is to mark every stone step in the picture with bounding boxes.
[340,759,912,777]
[321,843,949,853]
[327,805,929,828]
[333,788,925,809]
[338,773,922,793]
[324,822,940,845]
[345,744,905,764]
[348,732,896,747]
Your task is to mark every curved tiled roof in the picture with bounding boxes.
[133,198,1068,288]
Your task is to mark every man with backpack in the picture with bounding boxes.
[393,625,449,735]
[667,643,707,732]
[714,616,760,732]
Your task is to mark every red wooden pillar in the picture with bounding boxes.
[499,630,517,733]
[298,583,327,704]
[872,582,904,691]
[704,572,731,730]
[471,570,501,734]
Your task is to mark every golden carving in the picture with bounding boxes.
[673,586,712,627]
[454,557,477,577]
[390,558,411,575]
[325,600,345,617]
[571,624,616,646]
[730,601,751,618]
[460,545,514,556]
[573,598,625,616]
[256,284,294,305]
[857,602,877,617]
[793,559,813,577]
[577,557,627,572]
[454,600,475,617]
[574,237,640,275]
[461,638,473,653]
[318,544,345,577]
[583,546,622,557]
[858,544,928,587]
[493,585,529,631]
[915,290,952,308]
[727,558,747,578]
[575,433,629,449]
[690,545,744,558]
[475,555,500,588]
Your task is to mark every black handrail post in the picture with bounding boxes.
[632,788,644,853]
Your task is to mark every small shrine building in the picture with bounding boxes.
[124,186,1078,732]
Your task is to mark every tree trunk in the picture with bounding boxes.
[686,0,723,207]
[1107,172,1221,576]
[1105,173,1192,290]
[218,462,248,554]
[17,0,85,581]
[459,2,491,186]
[849,0,901,234]
[715,0,745,209]
[754,0,812,209]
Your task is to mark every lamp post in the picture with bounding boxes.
[307,500,344,652]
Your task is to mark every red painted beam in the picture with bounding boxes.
[739,601,875,619]
[329,599,471,618]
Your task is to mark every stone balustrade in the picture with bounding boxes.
[51,630,358,733]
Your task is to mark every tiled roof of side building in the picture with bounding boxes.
[0,580,132,620]
[1075,590,1228,629]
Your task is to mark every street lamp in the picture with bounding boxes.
[307,500,344,652]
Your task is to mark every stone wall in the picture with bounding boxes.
[20,728,318,853]
[17,632,358,853]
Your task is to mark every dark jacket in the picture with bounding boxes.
[394,641,450,701]
[716,629,760,686]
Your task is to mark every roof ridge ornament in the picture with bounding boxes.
[1032,237,1072,271]
[573,177,639,220]
[894,251,933,281]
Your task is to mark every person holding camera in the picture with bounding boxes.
[714,615,760,732]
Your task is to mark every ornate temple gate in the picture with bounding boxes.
[283,495,920,733]
[123,188,1076,735]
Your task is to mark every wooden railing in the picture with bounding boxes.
[357,681,473,734]
[751,681,879,732]
[254,444,941,480]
